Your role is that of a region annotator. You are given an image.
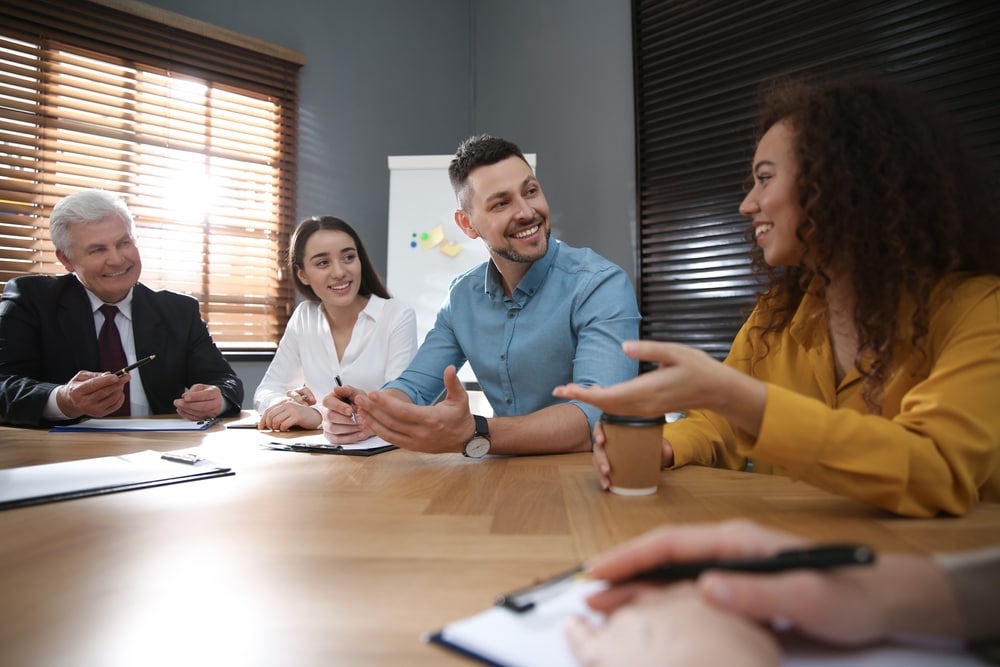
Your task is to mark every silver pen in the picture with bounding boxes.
[335,375,357,423]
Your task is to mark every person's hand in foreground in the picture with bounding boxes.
[567,581,781,667]
[571,519,965,666]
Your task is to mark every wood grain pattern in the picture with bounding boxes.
[1,416,998,666]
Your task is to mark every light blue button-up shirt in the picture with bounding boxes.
[383,239,640,431]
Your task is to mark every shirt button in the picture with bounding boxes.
[506,398,512,405]
[508,311,514,318]
[499,354,505,361]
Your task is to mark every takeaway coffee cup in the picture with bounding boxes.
[600,413,666,496]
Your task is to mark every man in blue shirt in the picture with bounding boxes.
[322,135,639,456]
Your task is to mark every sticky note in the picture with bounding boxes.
[419,225,444,250]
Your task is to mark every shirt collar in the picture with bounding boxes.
[85,287,135,321]
[358,294,384,322]
[483,238,561,301]
[788,288,825,351]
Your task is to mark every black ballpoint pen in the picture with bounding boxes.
[496,545,875,613]
[631,544,875,581]
[114,354,156,377]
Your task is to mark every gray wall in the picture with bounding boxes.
[140,0,636,403]
[471,1,636,270]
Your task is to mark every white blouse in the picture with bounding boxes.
[253,295,418,413]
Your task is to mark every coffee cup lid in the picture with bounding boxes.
[600,413,666,425]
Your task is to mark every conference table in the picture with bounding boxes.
[1,416,998,667]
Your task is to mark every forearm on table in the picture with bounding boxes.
[487,403,592,455]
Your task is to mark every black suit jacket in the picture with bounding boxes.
[0,274,244,427]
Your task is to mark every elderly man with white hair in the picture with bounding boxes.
[0,189,243,427]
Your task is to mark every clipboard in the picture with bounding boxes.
[261,435,397,457]
[426,575,985,667]
[50,417,220,433]
[0,450,233,510]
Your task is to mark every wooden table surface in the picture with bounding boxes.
[2,417,999,667]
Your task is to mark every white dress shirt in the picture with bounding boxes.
[253,295,418,414]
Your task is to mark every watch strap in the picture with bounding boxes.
[472,414,490,439]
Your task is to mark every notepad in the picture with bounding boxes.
[50,417,219,432]
[0,449,233,510]
[427,576,985,667]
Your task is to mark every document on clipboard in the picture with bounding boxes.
[50,417,219,432]
[427,575,606,667]
[0,449,233,510]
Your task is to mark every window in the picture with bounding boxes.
[0,0,304,351]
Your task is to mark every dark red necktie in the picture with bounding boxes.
[98,304,130,416]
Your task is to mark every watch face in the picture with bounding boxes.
[464,436,490,458]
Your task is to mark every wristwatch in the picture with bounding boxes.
[462,414,491,458]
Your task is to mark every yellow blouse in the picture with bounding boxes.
[667,273,1000,517]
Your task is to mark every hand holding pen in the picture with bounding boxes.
[55,370,133,420]
[321,376,370,444]
[334,375,356,423]
[564,519,966,667]
[581,519,819,614]
[286,385,317,406]
[497,543,873,613]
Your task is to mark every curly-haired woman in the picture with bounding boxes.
[555,74,1000,517]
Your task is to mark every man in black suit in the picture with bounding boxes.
[0,189,243,427]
